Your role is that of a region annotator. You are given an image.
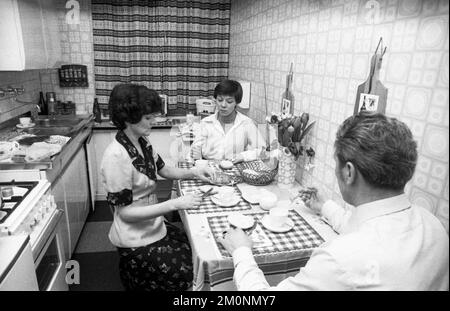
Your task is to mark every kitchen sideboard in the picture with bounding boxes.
[0,115,93,262]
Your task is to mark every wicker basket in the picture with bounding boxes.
[235,160,278,186]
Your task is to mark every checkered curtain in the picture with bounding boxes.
[91,0,230,115]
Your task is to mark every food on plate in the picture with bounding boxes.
[210,172,232,185]
[219,160,233,170]
[228,213,255,230]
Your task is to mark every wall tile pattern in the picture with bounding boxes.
[0,0,96,116]
[229,0,449,231]
[40,0,96,114]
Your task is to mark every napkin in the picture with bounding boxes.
[25,142,61,162]
[250,225,273,248]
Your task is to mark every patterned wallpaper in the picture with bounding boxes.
[228,0,449,231]
[0,0,95,115]
[39,0,96,114]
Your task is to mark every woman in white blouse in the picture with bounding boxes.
[101,84,214,291]
[190,80,266,163]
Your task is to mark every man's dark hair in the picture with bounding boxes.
[335,111,418,190]
[109,84,162,130]
[213,79,243,104]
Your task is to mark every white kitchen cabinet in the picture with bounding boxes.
[87,129,115,202]
[0,0,62,71]
[51,146,90,259]
[63,146,89,257]
[51,176,70,262]
[87,128,179,201]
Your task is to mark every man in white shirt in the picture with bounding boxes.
[220,112,449,291]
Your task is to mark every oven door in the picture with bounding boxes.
[34,209,68,291]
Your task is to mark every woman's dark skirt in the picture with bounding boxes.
[117,222,193,291]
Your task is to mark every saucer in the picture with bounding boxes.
[211,195,240,207]
[228,213,255,230]
[16,123,36,129]
[261,215,294,233]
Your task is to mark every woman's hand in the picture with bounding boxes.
[219,227,253,254]
[173,192,202,210]
[193,167,215,183]
[231,154,244,164]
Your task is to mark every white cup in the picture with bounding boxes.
[258,191,277,210]
[195,159,209,168]
[268,207,289,228]
[19,117,31,126]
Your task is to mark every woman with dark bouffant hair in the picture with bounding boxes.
[190,79,266,163]
[101,83,214,291]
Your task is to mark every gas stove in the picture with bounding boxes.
[0,181,38,224]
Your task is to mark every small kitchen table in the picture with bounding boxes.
[176,161,338,291]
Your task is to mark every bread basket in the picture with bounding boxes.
[235,160,278,186]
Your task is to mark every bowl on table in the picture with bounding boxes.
[209,171,242,186]
[235,160,278,186]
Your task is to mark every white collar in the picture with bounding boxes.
[344,193,411,233]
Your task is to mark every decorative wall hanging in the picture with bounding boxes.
[354,38,388,115]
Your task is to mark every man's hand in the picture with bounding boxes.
[219,227,253,254]
[193,167,215,183]
[300,187,324,215]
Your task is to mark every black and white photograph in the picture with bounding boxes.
[358,93,379,113]
[0,0,448,298]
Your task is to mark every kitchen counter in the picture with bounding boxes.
[92,116,187,130]
[0,235,31,284]
[0,114,94,181]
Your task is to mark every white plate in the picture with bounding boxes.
[228,213,255,230]
[241,191,260,204]
[211,195,240,207]
[236,184,260,204]
[261,215,294,233]
[16,123,36,129]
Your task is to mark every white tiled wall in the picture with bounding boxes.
[39,0,96,114]
[229,0,449,231]
[0,0,95,115]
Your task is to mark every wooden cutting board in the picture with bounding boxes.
[354,39,388,115]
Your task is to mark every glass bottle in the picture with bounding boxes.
[281,63,294,116]
[38,91,47,115]
[93,98,102,123]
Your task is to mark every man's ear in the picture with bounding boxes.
[344,161,357,185]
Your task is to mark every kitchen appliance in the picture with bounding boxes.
[0,178,67,291]
[46,92,56,115]
[196,98,216,116]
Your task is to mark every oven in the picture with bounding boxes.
[0,178,68,291]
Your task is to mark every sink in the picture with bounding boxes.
[35,118,84,127]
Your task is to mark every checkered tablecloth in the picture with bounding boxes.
[177,161,251,214]
[207,210,325,258]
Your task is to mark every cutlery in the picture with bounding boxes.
[201,187,214,199]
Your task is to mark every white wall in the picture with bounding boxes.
[229,0,449,231]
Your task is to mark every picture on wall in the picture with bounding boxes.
[357,93,379,113]
[281,98,291,115]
